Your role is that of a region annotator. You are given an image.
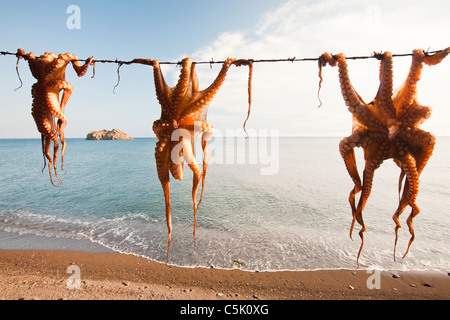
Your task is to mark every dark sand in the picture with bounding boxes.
[0,249,449,300]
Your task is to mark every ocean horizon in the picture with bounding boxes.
[1,136,449,272]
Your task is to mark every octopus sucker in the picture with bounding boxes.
[16,49,93,186]
[143,57,236,260]
[320,48,449,264]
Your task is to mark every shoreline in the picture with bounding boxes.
[1,249,449,300]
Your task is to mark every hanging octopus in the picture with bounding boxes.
[319,47,449,264]
[113,57,253,260]
[148,57,239,260]
[16,49,94,187]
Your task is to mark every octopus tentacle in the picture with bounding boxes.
[45,84,68,121]
[43,135,62,187]
[71,56,94,77]
[393,176,409,259]
[178,122,211,244]
[153,60,174,119]
[376,52,397,123]
[393,130,434,259]
[336,54,386,132]
[335,53,366,108]
[178,121,213,208]
[40,135,47,172]
[339,134,362,238]
[243,61,253,134]
[48,80,73,171]
[392,150,415,258]
[317,53,338,107]
[397,150,420,259]
[31,84,61,186]
[169,152,184,181]
[394,49,425,118]
[20,51,42,81]
[402,104,432,128]
[181,137,202,245]
[31,85,51,136]
[155,138,172,261]
[339,130,389,246]
[354,153,386,265]
[179,57,236,122]
[233,59,254,134]
[190,62,200,99]
[353,163,372,264]
[403,204,420,259]
[400,127,436,175]
[198,127,213,207]
[423,47,450,66]
[392,156,411,260]
[321,53,386,132]
[45,87,67,162]
[172,58,194,118]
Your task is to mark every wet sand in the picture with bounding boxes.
[1,249,449,301]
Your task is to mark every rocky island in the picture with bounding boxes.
[86,129,133,140]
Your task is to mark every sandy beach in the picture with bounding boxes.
[0,249,449,301]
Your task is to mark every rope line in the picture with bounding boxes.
[2,48,447,96]
[0,49,444,66]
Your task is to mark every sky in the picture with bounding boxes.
[0,0,449,138]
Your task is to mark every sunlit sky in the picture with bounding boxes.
[0,0,449,138]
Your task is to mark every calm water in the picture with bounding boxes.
[0,137,449,271]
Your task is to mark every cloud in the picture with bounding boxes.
[188,0,450,136]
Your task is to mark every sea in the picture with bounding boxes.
[0,136,449,272]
